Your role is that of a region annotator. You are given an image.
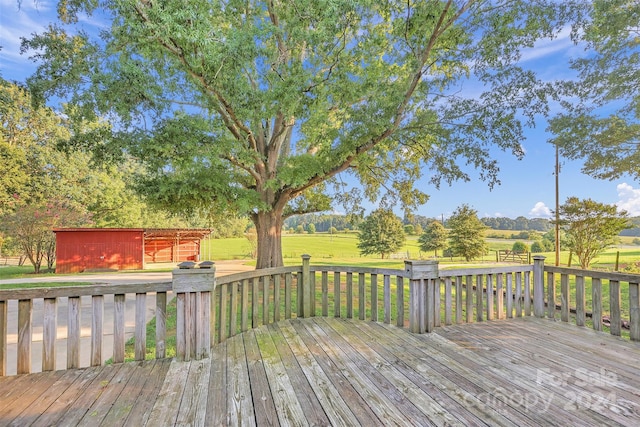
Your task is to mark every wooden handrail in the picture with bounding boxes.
[540,261,640,340]
[4,256,640,377]
[0,281,172,376]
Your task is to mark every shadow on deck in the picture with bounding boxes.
[1,317,640,426]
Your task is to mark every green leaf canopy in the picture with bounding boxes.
[23,0,572,267]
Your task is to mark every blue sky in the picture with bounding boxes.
[2,1,639,220]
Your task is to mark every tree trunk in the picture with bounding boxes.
[253,209,285,269]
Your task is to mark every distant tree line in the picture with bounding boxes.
[620,218,640,237]
[284,214,355,234]
[256,211,640,241]
[480,217,553,232]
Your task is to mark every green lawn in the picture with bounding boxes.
[203,232,529,265]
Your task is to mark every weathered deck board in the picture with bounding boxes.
[1,317,640,426]
[105,359,172,426]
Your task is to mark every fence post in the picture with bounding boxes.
[533,255,546,318]
[300,254,312,318]
[173,262,216,361]
[405,260,439,334]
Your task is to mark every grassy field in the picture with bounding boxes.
[203,232,520,264]
[201,232,639,270]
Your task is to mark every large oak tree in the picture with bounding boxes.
[23,0,571,268]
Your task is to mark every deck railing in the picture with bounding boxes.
[2,254,639,376]
[537,256,640,340]
[210,257,535,338]
[0,282,173,376]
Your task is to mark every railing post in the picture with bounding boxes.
[173,262,216,361]
[300,254,312,318]
[533,255,546,318]
[405,260,439,334]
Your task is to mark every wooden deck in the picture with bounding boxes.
[2,316,640,426]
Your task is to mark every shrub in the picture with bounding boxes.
[530,241,545,253]
[512,241,529,253]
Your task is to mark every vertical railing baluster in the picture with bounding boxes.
[262,276,270,325]
[346,272,353,319]
[91,295,104,366]
[358,273,366,321]
[67,296,81,369]
[114,294,125,363]
[135,293,146,361]
[433,278,440,327]
[486,274,494,321]
[321,271,328,317]
[371,274,378,322]
[466,275,473,323]
[455,276,463,324]
[218,284,228,343]
[476,275,484,322]
[547,271,556,319]
[384,275,391,324]
[515,272,522,318]
[396,276,404,327]
[230,282,239,336]
[630,282,640,341]
[496,274,504,320]
[242,279,250,330]
[274,274,282,322]
[252,278,259,327]
[610,280,621,336]
[506,273,513,319]
[18,299,32,374]
[334,272,341,318]
[560,273,570,323]
[444,277,452,325]
[42,297,57,371]
[0,300,6,376]
[593,278,602,331]
[156,291,167,359]
[285,274,292,320]
[575,275,585,327]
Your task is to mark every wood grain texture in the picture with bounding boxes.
[1,317,640,426]
[42,298,57,371]
[17,299,32,374]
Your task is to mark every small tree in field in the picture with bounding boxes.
[357,209,405,259]
[512,241,529,253]
[557,197,629,269]
[448,204,488,262]
[1,200,92,273]
[418,221,448,257]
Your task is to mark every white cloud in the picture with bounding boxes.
[616,183,640,216]
[519,25,582,64]
[0,1,54,67]
[529,202,551,218]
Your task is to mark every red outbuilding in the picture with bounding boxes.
[53,228,212,273]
